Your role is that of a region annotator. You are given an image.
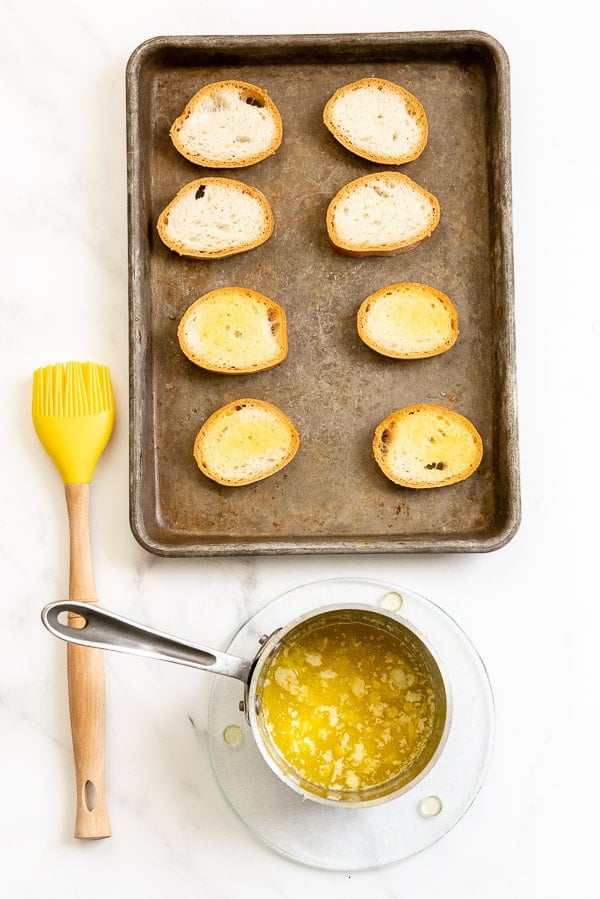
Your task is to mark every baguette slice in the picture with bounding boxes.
[170,80,283,168]
[178,287,287,374]
[357,282,458,358]
[326,172,440,256]
[373,404,483,488]
[194,398,300,486]
[323,77,428,164]
[157,178,274,259]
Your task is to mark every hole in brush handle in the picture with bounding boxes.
[84,781,97,812]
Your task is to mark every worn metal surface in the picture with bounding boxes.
[126,31,520,556]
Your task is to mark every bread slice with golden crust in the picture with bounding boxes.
[323,77,428,165]
[194,398,300,486]
[373,404,483,488]
[178,287,287,374]
[157,178,274,259]
[326,172,440,256]
[357,282,458,359]
[170,80,283,168]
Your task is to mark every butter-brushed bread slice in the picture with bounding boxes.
[170,80,283,168]
[178,287,287,374]
[373,404,483,488]
[194,398,300,486]
[157,178,274,259]
[323,77,428,164]
[326,172,440,256]
[357,282,458,358]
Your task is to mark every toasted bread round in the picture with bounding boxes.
[323,77,428,164]
[157,178,274,259]
[373,404,483,488]
[178,287,287,374]
[194,398,300,486]
[357,283,459,358]
[326,172,440,257]
[170,80,283,168]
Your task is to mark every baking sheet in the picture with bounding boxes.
[126,31,520,556]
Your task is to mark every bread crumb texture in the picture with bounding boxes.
[157,178,273,259]
[194,398,299,486]
[357,282,458,358]
[170,80,283,167]
[327,172,440,256]
[323,77,428,164]
[373,404,483,488]
[178,287,287,373]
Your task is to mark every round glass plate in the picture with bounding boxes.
[208,577,494,871]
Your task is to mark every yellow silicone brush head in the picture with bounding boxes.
[32,362,115,484]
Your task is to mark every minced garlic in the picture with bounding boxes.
[258,617,439,794]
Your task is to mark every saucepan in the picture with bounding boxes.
[42,600,451,808]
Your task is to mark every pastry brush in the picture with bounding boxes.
[32,361,114,839]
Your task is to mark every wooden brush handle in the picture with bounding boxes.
[65,483,111,840]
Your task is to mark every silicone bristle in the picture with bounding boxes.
[32,362,114,417]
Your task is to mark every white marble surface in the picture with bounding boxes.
[1,1,598,896]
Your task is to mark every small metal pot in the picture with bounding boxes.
[42,600,451,807]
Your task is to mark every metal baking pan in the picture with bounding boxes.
[126,30,520,556]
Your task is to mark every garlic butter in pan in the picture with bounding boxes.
[42,601,450,807]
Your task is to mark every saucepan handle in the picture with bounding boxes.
[42,601,252,683]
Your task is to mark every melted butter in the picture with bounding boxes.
[259,618,439,794]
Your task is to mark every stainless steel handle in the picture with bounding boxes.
[42,601,253,683]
